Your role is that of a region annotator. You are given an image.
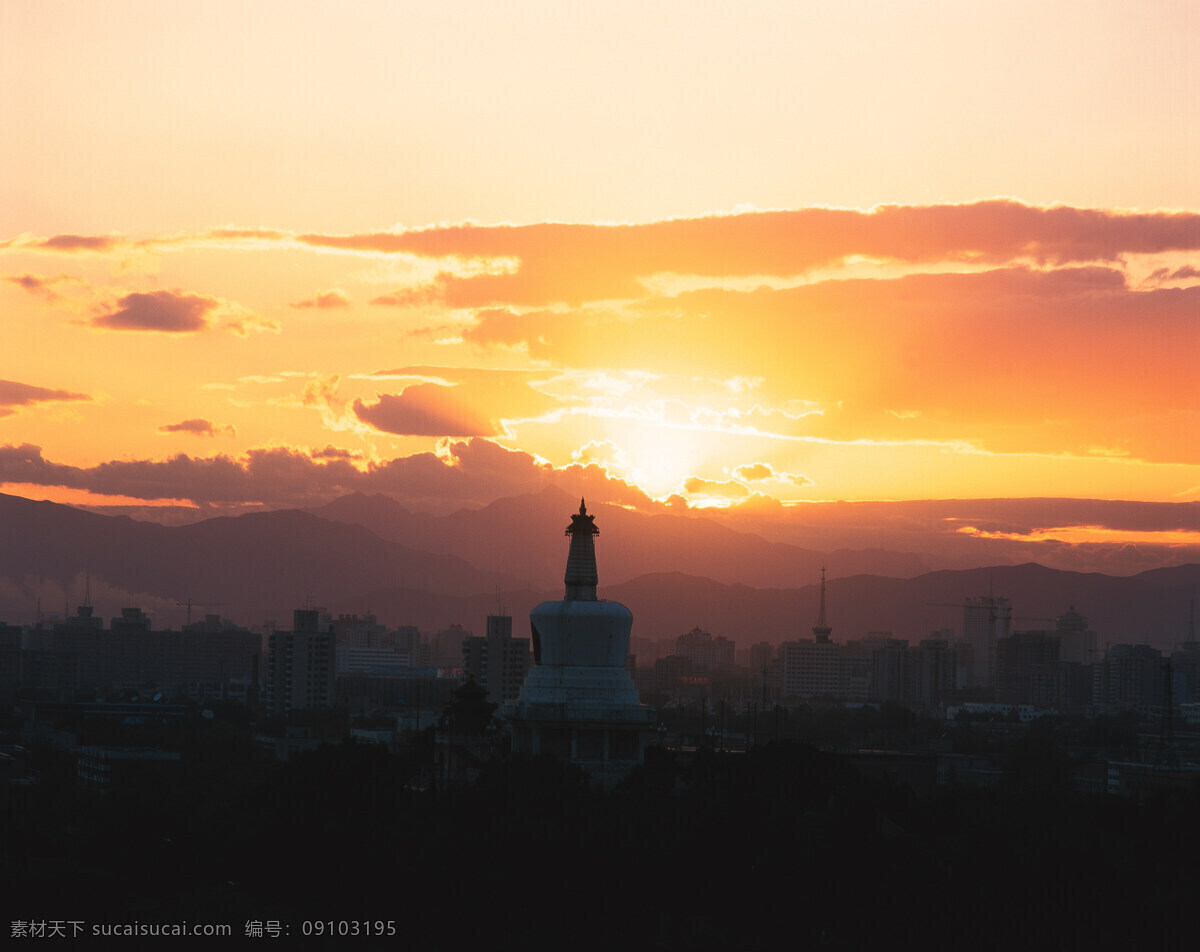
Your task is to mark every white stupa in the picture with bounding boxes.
[501,499,656,786]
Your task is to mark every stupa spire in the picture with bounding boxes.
[564,498,599,600]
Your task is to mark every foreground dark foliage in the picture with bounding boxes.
[4,739,1197,949]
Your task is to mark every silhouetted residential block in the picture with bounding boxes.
[1056,606,1098,665]
[1169,641,1200,705]
[110,607,151,632]
[462,614,531,704]
[675,627,735,672]
[996,631,1060,704]
[263,610,335,716]
[1093,643,1165,715]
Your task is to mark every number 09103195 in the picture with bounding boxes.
[301,921,397,937]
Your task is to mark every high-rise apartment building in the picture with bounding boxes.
[264,609,335,716]
[995,631,1060,704]
[462,614,531,704]
[1055,607,1097,665]
[1093,643,1165,714]
[675,627,735,672]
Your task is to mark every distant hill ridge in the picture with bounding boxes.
[309,486,932,588]
[0,491,1196,648]
[0,492,513,623]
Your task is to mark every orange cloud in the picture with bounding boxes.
[683,475,751,500]
[6,273,68,301]
[224,312,281,337]
[304,201,1200,307]
[311,444,363,461]
[732,462,775,481]
[6,203,1198,495]
[732,462,812,486]
[445,265,1199,464]
[0,229,296,256]
[0,439,663,513]
[458,307,587,355]
[158,419,236,437]
[83,289,274,337]
[0,380,90,418]
[291,289,351,309]
[186,228,289,243]
[92,290,218,333]
[353,385,498,437]
[358,366,565,435]
[955,524,1200,547]
[0,442,360,506]
[571,439,630,470]
[38,234,124,253]
[1142,264,1200,287]
[10,202,1200,289]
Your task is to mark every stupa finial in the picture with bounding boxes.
[564,499,599,599]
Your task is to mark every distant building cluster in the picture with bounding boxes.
[633,579,1192,724]
[3,578,1193,729]
[0,599,532,721]
[0,605,259,706]
[3,507,1198,796]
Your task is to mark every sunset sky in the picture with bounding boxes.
[2,1,1198,560]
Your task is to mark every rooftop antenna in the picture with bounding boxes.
[812,565,832,644]
[1160,658,1177,767]
[817,566,828,627]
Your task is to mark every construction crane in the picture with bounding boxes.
[176,599,222,627]
[925,602,1055,627]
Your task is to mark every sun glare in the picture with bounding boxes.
[616,423,712,498]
